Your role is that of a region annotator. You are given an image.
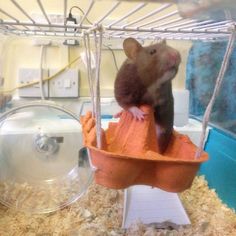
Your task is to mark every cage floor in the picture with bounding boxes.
[0,176,236,235]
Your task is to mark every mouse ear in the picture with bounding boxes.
[123,38,142,60]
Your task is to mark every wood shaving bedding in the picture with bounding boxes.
[0,168,92,213]
[0,176,236,236]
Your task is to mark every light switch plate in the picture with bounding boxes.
[49,69,79,98]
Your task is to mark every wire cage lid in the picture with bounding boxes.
[0,0,235,41]
[0,102,93,213]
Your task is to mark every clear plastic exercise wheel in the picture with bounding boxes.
[0,102,93,213]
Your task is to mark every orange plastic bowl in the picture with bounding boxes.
[81,106,208,193]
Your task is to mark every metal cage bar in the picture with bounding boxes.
[164,19,199,30]
[79,0,94,26]
[0,7,30,30]
[122,3,172,28]
[96,1,121,24]
[152,17,183,29]
[190,20,230,30]
[64,0,67,26]
[177,20,215,31]
[5,26,230,41]
[0,7,19,22]
[11,0,35,23]
[138,10,179,28]
[2,20,230,34]
[37,0,51,25]
[107,3,147,28]
[10,0,43,31]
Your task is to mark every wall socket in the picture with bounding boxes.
[18,68,49,97]
[18,68,79,98]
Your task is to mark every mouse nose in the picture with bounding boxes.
[168,50,181,68]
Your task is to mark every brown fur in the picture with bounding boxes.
[114,38,181,153]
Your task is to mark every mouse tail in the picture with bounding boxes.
[155,125,173,154]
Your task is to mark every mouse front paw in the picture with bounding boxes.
[128,106,146,121]
[113,111,123,118]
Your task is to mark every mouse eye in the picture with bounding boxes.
[150,49,156,55]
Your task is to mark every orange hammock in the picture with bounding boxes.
[81,106,208,193]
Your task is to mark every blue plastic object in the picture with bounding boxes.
[101,114,113,119]
[200,128,236,211]
[186,41,236,135]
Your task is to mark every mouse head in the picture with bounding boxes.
[123,38,181,86]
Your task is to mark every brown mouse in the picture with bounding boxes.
[114,38,181,153]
